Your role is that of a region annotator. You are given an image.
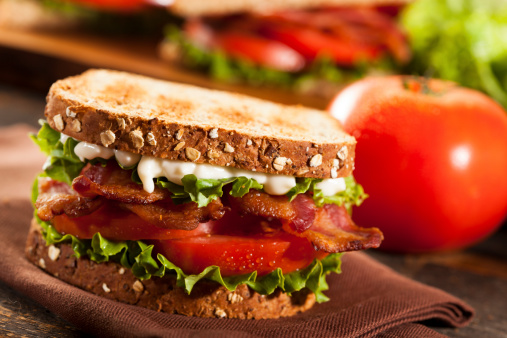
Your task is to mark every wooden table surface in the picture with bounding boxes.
[1,40,506,336]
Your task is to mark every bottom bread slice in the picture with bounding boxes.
[25,219,316,319]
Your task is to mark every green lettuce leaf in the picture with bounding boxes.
[39,221,342,302]
[30,121,85,185]
[156,176,264,207]
[287,178,316,202]
[313,176,368,211]
[30,120,60,154]
[180,175,236,207]
[230,176,264,197]
[287,176,367,211]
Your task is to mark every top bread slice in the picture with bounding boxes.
[168,0,413,17]
[45,69,355,179]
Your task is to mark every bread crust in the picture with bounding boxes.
[25,220,316,319]
[169,0,413,17]
[45,69,355,179]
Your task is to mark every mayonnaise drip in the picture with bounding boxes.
[114,150,142,168]
[73,142,141,168]
[72,140,346,196]
[74,142,114,161]
[315,178,347,196]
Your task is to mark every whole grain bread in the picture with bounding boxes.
[25,220,316,319]
[46,69,355,179]
[168,0,413,17]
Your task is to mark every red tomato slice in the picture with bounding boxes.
[216,31,306,72]
[250,7,409,65]
[259,25,383,66]
[184,19,305,72]
[151,233,327,276]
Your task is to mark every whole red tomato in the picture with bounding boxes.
[329,76,507,253]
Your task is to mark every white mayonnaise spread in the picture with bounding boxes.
[137,156,297,195]
[72,140,346,196]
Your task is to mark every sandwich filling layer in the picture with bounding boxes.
[31,121,383,301]
[71,136,347,196]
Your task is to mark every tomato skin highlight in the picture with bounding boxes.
[329,76,507,253]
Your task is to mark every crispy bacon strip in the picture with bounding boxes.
[288,194,316,233]
[123,199,228,230]
[36,168,229,230]
[72,162,170,204]
[283,204,383,252]
[230,190,382,252]
[228,190,296,220]
[36,177,103,221]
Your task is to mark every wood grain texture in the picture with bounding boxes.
[0,281,82,338]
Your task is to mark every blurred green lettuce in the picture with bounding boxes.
[402,0,507,107]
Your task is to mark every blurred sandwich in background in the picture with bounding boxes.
[0,0,412,105]
[162,0,412,98]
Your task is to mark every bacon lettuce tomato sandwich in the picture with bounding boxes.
[27,69,382,319]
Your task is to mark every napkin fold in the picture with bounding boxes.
[0,125,474,337]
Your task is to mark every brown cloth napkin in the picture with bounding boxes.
[0,125,474,337]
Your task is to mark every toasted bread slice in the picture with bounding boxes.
[25,220,316,319]
[45,69,355,179]
[168,0,412,17]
